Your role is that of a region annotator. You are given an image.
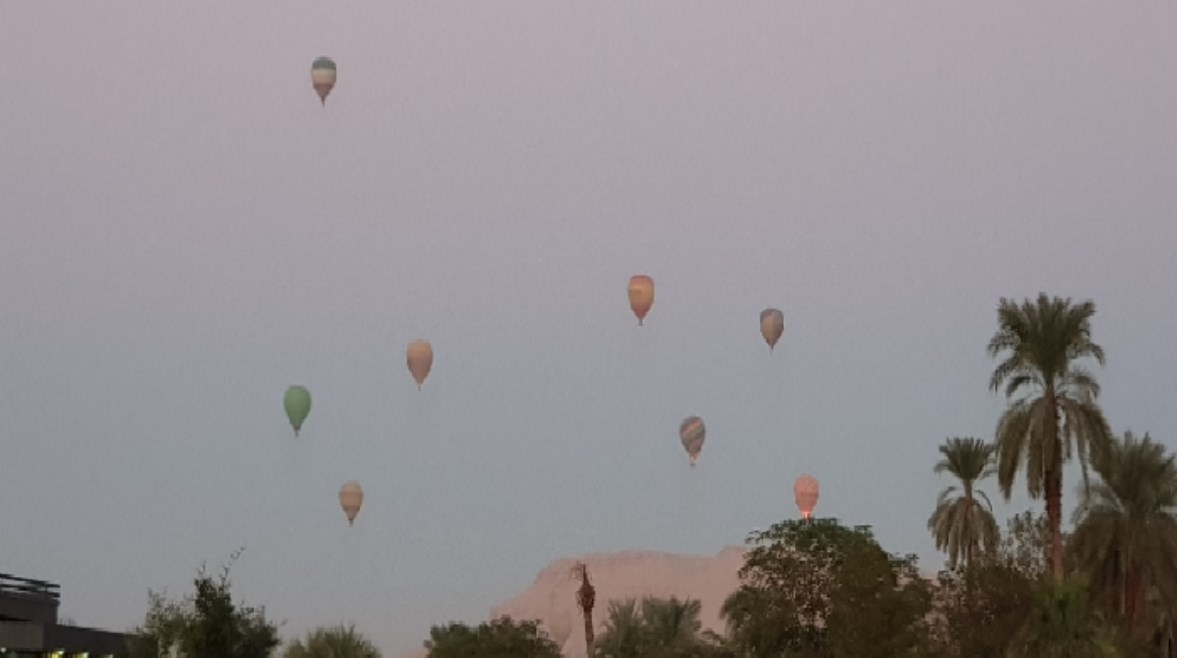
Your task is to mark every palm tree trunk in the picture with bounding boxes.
[583,609,595,657]
[1046,389,1065,582]
[575,563,596,657]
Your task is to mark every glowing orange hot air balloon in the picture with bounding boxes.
[760,308,785,352]
[627,275,655,325]
[794,474,819,520]
[406,340,434,390]
[339,480,363,526]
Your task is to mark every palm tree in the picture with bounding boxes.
[596,599,644,658]
[639,596,703,651]
[987,293,1114,581]
[285,624,381,658]
[928,437,1000,568]
[574,562,597,657]
[1068,431,1177,640]
[596,596,707,658]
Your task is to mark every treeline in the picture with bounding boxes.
[122,294,1177,657]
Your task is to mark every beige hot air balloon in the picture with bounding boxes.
[339,480,364,526]
[406,340,434,390]
[760,308,785,351]
[627,275,655,325]
[793,474,819,520]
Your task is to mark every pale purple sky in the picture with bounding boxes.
[2,2,1176,656]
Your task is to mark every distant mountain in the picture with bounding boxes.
[397,545,746,658]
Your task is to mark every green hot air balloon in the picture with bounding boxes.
[284,385,312,436]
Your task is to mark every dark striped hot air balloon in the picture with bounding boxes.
[310,57,337,106]
[679,416,706,467]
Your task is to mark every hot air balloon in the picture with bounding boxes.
[406,340,434,390]
[310,57,337,106]
[283,385,312,437]
[679,416,706,466]
[339,480,363,525]
[760,308,785,351]
[627,275,655,325]
[794,474,819,520]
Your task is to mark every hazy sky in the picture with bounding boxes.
[3,2,1176,656]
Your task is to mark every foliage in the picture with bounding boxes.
[423,616,562,658]
[988,293,1114,580]
[933,560,1036,658]
[284,623,381,658]
[1069,430,1177,649]
[720,518,933,658]
[1007,577,1121,657]
[595,595,729,658]
[126,548,281,658]
[927,436,1000,568]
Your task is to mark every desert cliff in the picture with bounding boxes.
[399,545,746,658]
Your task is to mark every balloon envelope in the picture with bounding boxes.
[311,56,337,106]
[627,275,655,325]
[283,385,312,436]
[679,416,706,466]
[794,474,820,519]
[339,481,363,525]
[406,340,434,390]
[760,308,785,351]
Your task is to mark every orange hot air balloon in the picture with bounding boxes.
[760,308,785,351]
[627,275,655,325]
[339,480,364,525]
[794,474,820,520]
[679,416,706,467]
[406,340,434,390]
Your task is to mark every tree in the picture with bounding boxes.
[999,509,1055,582]
[595,596,711,658]
[574,562,597,657]
[932,561,1036,658]
[596,599,644,658]
[126,590,193,658]
[285,624,381,658]
[639,596,703,653]
[125,548,281,658]
[423,616,562,658]
[721,519,933,658]
[1008,577,1120,658]
[988,292,1114,581]
[927,436,1000,568]
[1069,431,1177,644]
[931,511,1055,658]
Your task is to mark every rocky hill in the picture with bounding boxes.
[398,546,747,658]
